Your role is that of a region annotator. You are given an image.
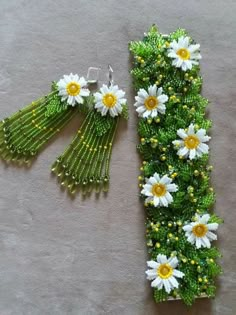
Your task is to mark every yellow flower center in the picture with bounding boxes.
[157,264,173,279]
[145,96,158,110]
[102,93,117,108]
[192,223,208,237]
[66,82,81,96]
[184,135,200,149]
[176,48,190,60]
[152,183,166,197]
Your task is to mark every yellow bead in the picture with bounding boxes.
[198,278,203,282]
[194,170,199,176]
[104,146,107,149]
[156,243,161,248]
[168,223,172,227]
[138,176,143,181]
[191,260,195,265]
[140,167,143,171]
[168,233,172,237]
[175,237,179,241]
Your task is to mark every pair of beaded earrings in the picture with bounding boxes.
[0,65,128,195]
[0,26,222,305]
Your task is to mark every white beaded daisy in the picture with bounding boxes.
[57,73,90,106]
[146,254,185,293]
[94,84,126,117]
[134,85,168,119]
[168,36,201,71]
[141,173,178,207]
[183,213,219,249]
[173,124,211,160]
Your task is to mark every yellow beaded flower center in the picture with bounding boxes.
[177,48,190,60]
[157,264,173,279]
[192,223,208,237]
[145,96,158,110]
[102,93,117,108]
[152,183,166,197]
[66,82,81,96]
[184,135,200,149]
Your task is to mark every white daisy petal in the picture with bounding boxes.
[207,223,219,231]
[206,231,217,241]
[147,260,158,269]
[168,257,178,268]
[177,129,188,139]
[157,254,168,264]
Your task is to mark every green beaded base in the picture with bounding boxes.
[51,110,118,195]
[0,92,77,165]
[130,26,223,306]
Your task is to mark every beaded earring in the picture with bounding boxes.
[0,67,100,165]
[0,65,128,196]
[51,65,128,195]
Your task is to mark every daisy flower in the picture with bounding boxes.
[167,36,201,71]
[57,73,90,106]
[172,124,211,160]
[94,84,126,117]
[134,85,168,119]
[146,254,185,293]
[141,173,178,207]
[183,214,219,249]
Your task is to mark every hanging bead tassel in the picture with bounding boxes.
[51,110,118,195]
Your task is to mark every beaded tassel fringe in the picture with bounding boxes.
[51,110,118,195]
[0,87,77,165]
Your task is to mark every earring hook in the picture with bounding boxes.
[86,67,101,84]
[108,64,114,87]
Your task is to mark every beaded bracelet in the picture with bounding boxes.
[129,25,223,305]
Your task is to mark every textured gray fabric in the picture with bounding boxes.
[0,0,235,314]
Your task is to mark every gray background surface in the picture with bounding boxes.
[0,0,235,314]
